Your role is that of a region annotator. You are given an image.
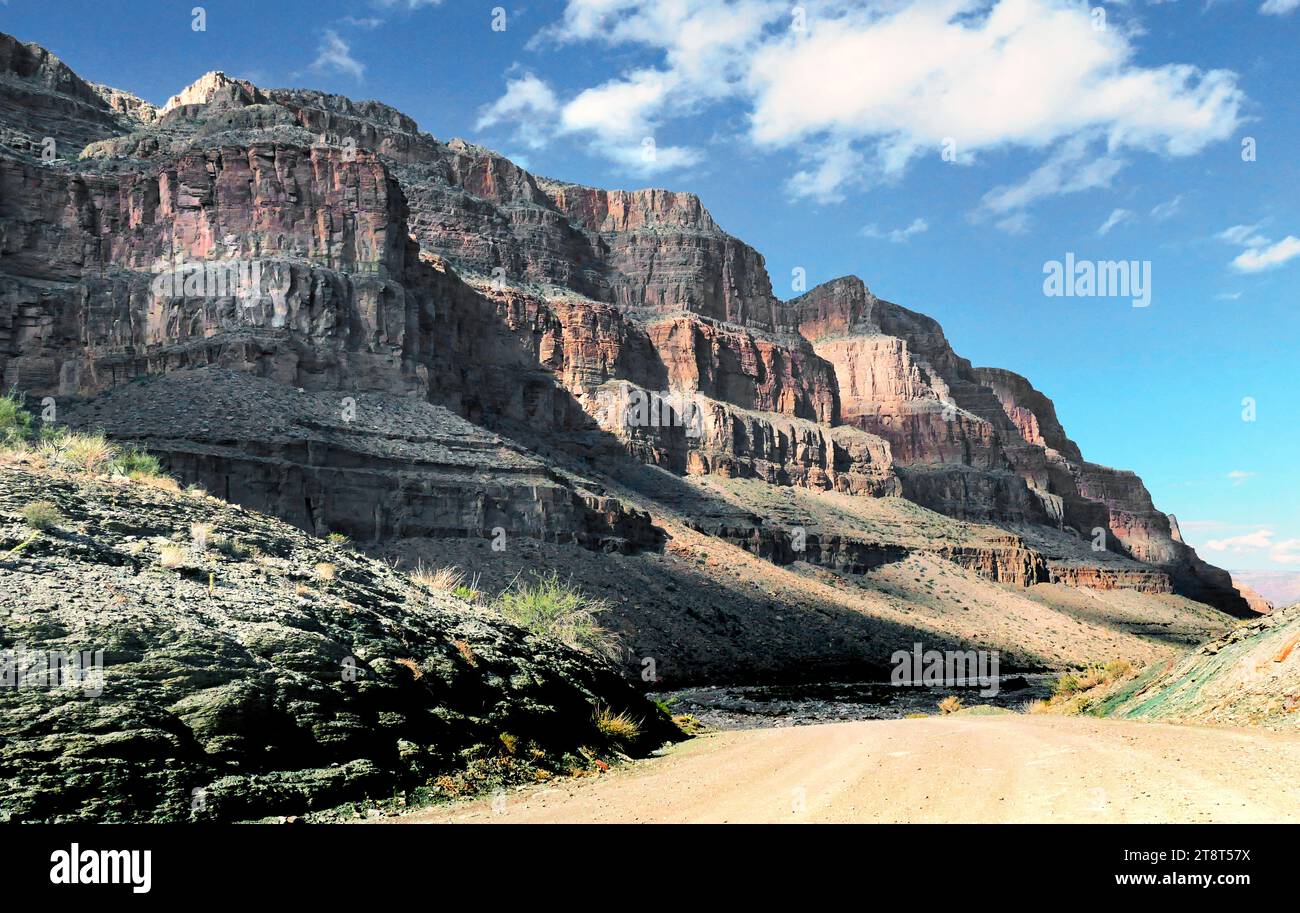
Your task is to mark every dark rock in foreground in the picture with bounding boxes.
[0,465,675,822]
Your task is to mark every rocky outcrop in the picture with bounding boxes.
[0,464,676,822]
[1101,602,1300,729]
[59,368,662,553]
[0,33,129,156]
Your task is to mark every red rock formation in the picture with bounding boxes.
[0,31,1256,619]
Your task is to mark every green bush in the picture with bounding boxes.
[20,500,61,531]
[494,570,613,656]
[111,446,163,477]
[0,392,33,445]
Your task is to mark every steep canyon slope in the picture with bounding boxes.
[0,34,1256,688]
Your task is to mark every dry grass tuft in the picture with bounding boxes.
[313,562,337,582]
[593,705,641,742]
[393,657,423,681]
[190,522,214,550]
[451,638,477,667]
[411,563,465,592]
[938,695,964,715]
[158,545,187,569]
[20,500,61,531]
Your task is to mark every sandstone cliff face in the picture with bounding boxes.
[0,31,1254,624]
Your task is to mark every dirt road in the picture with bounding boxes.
[395,715,1300,824]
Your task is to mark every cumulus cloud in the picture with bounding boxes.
[476,73,559,149]
[309,30,365,80]
[481,1,1242,199]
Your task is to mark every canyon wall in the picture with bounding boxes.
[0,34,1254,617]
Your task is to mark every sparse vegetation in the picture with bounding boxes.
[326,532,350,547]
[451,639,477,667]
[938,695,964,715]
[0,391,34,445]
[158,545,187,569]
[495,570,614,656]
[411,562,465,592]
[313,562,337,582]
[393,657,423,681]
[1,408,177,488]
[1035,659,1139,715]
[42,431,115,474]
[593,705,641,743]
[20,500,61,531]
[190,522,214,550]
[671,714,705,735]
[212,535,250,559]
[112,446,163,478]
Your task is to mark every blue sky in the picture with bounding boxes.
[3,0,1297,570]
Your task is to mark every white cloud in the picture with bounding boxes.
[1218,223,1269,247]
[476,73,559,149]
[1201,529,1300,564]
[862,217,930,242]
[1097,208,1134,236]
[1232,236,1300,273]
[480,0,1242,196]
[1272,539,1300,564]
[1205,528,1274,552]
[1150,195,1183,220]
[1218,223,1300,272]
[374,0,443,8]
[978,133,1124,227]
[309,31,365,81]
[1261,0,1300,15]
[1227,470,1257,486]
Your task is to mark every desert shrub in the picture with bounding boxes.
[21,500,61,531]
[451,584,481,603]
[494,570,613,655]
[158,545,187,569]
[938,695,964,715]
[326,532,350,546]
[212,535,250,559]
[0,392,33,445]
[190,522,214,550]
[593,706,641,742]
[671,714,705,735]
[411,563,464,591]
[111,446,163,478]
[42,432,115,474]
[313,562,337,581]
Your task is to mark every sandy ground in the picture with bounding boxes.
[392,715,1300,824]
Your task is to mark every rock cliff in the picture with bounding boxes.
[0,29,1257,690]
